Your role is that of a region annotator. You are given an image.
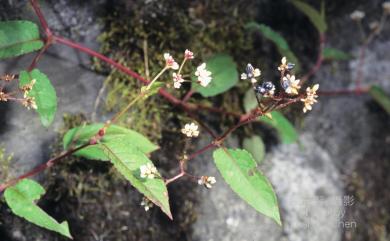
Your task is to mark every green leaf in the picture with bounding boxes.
[100,137,172,219]
[19,69,57,127]
[63,124,159,160]
[245,22,300,72]
[259,111,298,144]
[322,47,351,61]
[243,92,298,144]
[369,85,390,114]
[4,179,72,239]
[290,0,327,33]
[192,54,238,97]
[243,136,265,164]
[243,89,258,113]
[213,148,281,225]
[0,21,44,59]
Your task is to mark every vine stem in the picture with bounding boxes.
[28,40,52,71]
[165,95,302,185]
[29,0,52,37]
[0,143,91,193]
[1,0,375,191]
[53,36,148,85]
[301,33,325,84]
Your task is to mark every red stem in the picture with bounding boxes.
[2,0,374,191]
[182,89,195,102]
[54,36,148,84]
[302,33,325,83]
[0,143,91,193]
[28,40,52,71]
[355,44,367,91]
[318,87,369,96]
[29,0,52,37]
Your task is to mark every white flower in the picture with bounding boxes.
[278,57,288,72]
[21,79,36,98]
[255,81,275,97]
[140,197,154,211]
[301,84,319,113]
[22,97,37,110]
[350,10,365,21]
[0,91,8,102]
[140,163,158,179]
[164,53,179,70]
[181,122,200,137]
[383,2,390,14]
[172,73,184,89]
[198,176,216,189]
[277,56,295,72]
[369,21,380,31]
[184,49,194,59]
[282,74,301,95]
[195,63,212,87]
[241,63,261,83]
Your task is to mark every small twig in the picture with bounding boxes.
[182,89,194,102]
[301,33,325,84]
[29,0,52,37]
[91,78,108,121]
[143,38,150,80]
[354,14,388,92]
[28,40,52,71]
[0,143,91,193]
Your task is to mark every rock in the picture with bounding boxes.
[0,0,107,177]
[191,134,343,241]
[0,54,105,178]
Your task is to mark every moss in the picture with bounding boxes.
[0,113,199,241]
[0,146,12,183]
[93,0,262,141]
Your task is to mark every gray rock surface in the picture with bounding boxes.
[0,54,104,178]
[0,0,106,177]
[191,134,343,241]
[191,8,390,241]
[1,1,389,241]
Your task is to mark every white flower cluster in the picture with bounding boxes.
[164,53,179,70]
[350,10,365,21]
[140,163,159,179]
[168,49,212,89]
[282,74,301,95]
[184,49,194,60]
[241,57,319,113]
[181,122,200,137]
[172,73,184,89]
[301,84,319,113]
[140,197,154,212]
[195,63,212,87]
[384,2,390,14]
[198,176,216,189]
[241,63,261,83]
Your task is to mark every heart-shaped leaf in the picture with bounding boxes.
[192,54,238,97]
[19,69,57,127]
